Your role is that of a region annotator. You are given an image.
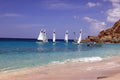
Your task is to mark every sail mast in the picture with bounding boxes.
[73,32,77,42]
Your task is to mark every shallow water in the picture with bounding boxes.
[0,40,120,72]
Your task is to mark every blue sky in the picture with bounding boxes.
[0,0,120,39]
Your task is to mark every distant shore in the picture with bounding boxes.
[0,56,120,80]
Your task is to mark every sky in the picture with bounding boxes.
[0,0,120,39]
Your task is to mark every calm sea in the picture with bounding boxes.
[0,40,120,72]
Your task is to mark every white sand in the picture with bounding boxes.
[0,56,120,80]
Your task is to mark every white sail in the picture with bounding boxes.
[65,30,68,43]
[77,29,82,44]
[37,29,44,41]
[37,29,48,42]
[43,30,48,42]
[53,31,56,43]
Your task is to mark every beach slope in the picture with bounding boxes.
[0,56,120,80]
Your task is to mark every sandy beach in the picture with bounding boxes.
[0,56,120,80]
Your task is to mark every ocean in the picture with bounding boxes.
[0,39,120,72]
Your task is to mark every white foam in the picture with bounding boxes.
[0,66,16,72]
[51,57,103,65]
[51,61,65,64]
[79,57,102,62]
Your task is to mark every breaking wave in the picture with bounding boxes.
[51,57,103,64]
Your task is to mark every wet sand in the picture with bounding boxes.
[0,56,120,80]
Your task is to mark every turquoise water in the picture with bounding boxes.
[0,40,120,72]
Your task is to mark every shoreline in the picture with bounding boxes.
[0,56,120,80]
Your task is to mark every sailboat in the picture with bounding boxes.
[37,29,48,42]
[73,32,77,43]
[77,29,82,44]
[53,31,56,43]
[37,29,44,41]
[43,30,48,42]
[65,30,68,43]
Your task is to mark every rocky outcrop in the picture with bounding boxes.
[82,20,120,43]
